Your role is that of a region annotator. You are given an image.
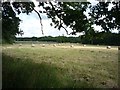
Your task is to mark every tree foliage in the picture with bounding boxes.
[2,2,35,43]
[89,1,120,32]
[41,2,91,35]
[2,2,21,43]
[16,33,120,45]
[1,1,120,43]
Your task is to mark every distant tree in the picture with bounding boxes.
[32,36,37,41]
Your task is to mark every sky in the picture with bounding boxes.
[16,0,118,37]
[17,12,78,37]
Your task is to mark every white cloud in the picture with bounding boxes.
[16,1,118,37]
[88,0,99,5]
[16,11,76,37]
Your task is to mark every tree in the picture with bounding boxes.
[0,19,1,43]
[42,2,91,35]
[2,2,22,43]
[2,2,35,43]
[1,1,120,43]
[2,1,93,43]
[89,1,120,33]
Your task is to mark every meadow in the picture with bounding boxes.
[2,43,119,88]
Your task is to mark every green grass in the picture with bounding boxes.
[2,44,118,88]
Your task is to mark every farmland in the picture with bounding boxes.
[2,43,119,88]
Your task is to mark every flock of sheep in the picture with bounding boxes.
[2,42,115,50]
[18,43,112,49]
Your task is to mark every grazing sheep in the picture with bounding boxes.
[42,44,45,47]
[83,44,86,47]
[106,46,111,49]
[19,44,22,46]
[58,44,61,46]
[6,47,12,49]
[97,44,99,46]
[31,44,35,47]
[70,45,74,47]
[53,44,56,47]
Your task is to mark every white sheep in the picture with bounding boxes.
[106,46,111,49]
[53,44,56,47]
[19,44,22,46]
[70,45,74,47]
[97,44,99,46]
[42,44,45,47]
[31,44,35,47]
[6,47,12,49]
[83,44,86,47]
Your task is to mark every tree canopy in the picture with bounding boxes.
[89,1,120,32]
[1,1,120,43]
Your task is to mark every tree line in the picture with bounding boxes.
[16,32,120,46]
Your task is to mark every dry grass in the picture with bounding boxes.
[2,43,118,88]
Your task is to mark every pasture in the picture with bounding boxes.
[2,43,119,88]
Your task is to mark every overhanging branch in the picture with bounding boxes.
[31,6,44,35]
[61,26,68,35]
[49,2,69,35]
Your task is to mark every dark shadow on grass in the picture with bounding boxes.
[2,53,72,88]
[2,53,99,88]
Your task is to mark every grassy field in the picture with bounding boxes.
[2,43,119,88]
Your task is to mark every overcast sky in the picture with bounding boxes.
[17,12,78,37]
[16,0,118,37]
